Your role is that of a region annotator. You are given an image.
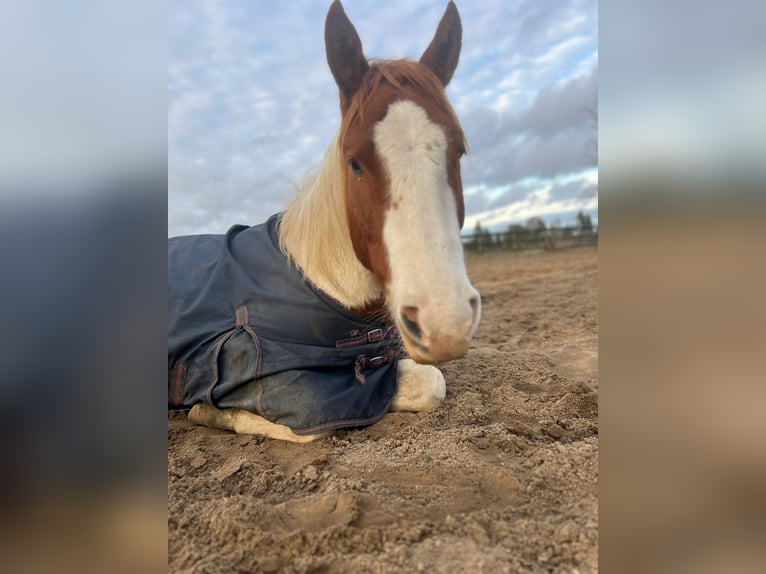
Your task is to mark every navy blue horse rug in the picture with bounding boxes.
[168,214,405,436]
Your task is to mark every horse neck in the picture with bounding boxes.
[278,136,382,311]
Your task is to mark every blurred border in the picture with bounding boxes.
[601,1,766,572]
[3,1,765,572]
[0,2,167,573]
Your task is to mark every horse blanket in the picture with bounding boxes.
[168,213,404,435]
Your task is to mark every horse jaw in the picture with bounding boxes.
[374,100,481,364]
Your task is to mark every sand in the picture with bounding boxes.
[168,247,598,573]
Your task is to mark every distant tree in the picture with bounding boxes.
[526,216,546,235]
[525,217,547,249]
[577,210,593,233]
[470,221,492,253]
[504,224,528,251]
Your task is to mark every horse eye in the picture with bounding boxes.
[348,158,364,178]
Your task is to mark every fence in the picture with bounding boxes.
[462,226,598,253]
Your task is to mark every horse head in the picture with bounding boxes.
[325,1,480,364]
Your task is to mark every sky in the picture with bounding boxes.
[599,1,766,188]
[168,0,598,237]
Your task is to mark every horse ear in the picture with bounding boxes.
[325,1,369,107]
[420,1,462,87]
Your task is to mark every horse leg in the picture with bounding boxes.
[187,403,331,443]
[390,358,446,413]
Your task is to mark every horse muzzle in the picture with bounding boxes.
[395,289,481,364]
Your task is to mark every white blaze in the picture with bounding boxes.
[374,100,479,350]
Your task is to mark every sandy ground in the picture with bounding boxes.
[168,247,598,573]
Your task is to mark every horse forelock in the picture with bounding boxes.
[339,59,466,152]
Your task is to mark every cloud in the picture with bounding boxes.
[168,91,211,142]
[463,169,598,231]
[520,67,597,137]
[464,167,596,220]
[459,65,597,198]
[168,1,598,236]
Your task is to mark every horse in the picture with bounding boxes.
[168,0,480,442]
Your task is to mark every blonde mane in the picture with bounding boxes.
[278,134,380,310]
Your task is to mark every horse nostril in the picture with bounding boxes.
[469,296,479,314]
[467,294,481,339]
[400,306,422,341]
[401,306,419,323]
